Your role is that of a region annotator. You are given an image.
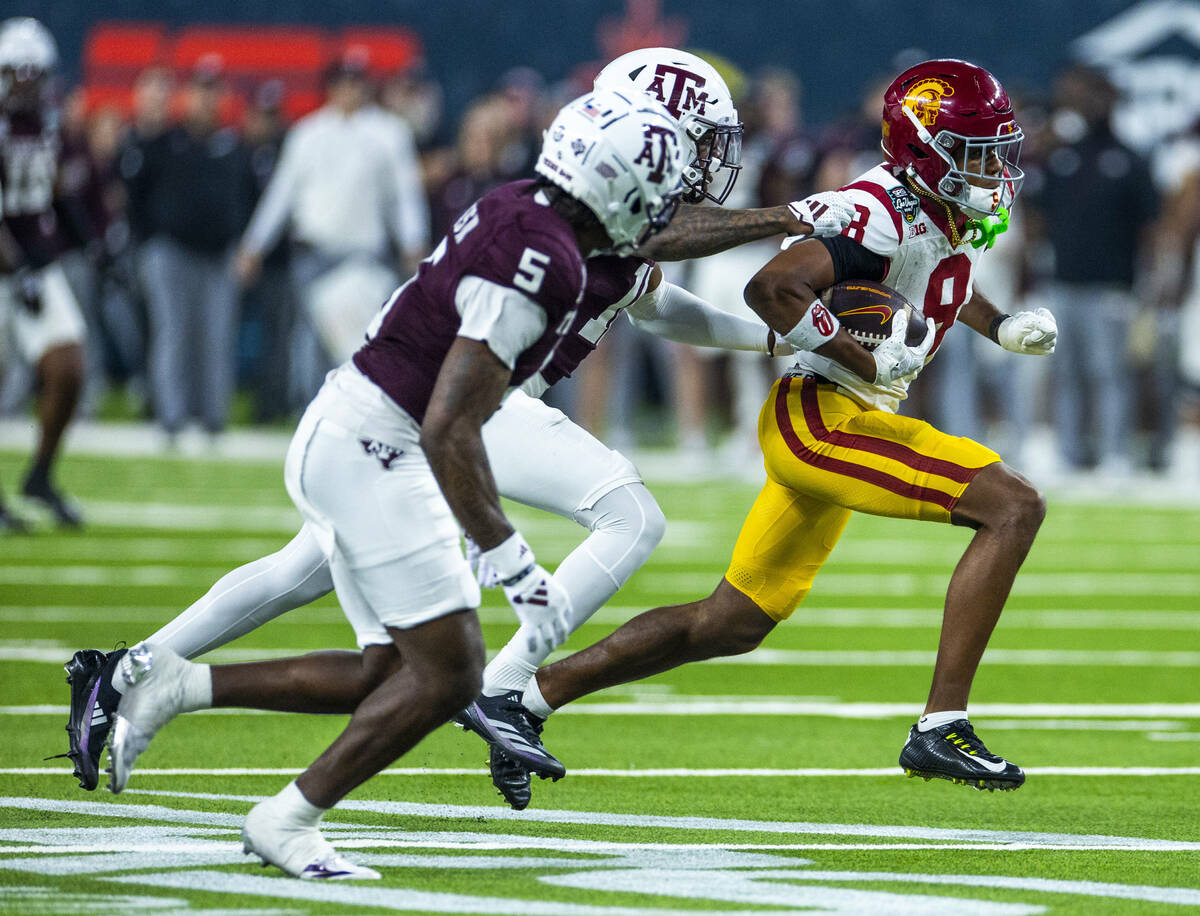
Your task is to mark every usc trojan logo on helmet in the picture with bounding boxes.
[902,78,955,127]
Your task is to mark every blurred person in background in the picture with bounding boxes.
[1148,114,1200,479]
[493,66,547,180]
[129,65,172,143]
[426,95,510,244]
[379,64,443,152]
[85,103,146,412]
[240,80,293,423]
[121,56,254,443]
[1024,63,1159,477]
[235,47,429,398]
[0,17,86,529]
[54,89,117,418]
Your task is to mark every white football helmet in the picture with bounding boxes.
[0,17,57,109]
[536,87,687,255]
[595,47,742,205]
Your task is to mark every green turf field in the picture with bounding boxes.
[2,448,1198,914]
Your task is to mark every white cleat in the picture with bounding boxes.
[242,798,381,880]
[107,642,192,794]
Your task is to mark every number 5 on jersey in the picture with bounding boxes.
[514,248,551,294]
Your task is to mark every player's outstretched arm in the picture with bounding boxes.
[638,191,854,262]
[625,266,781,354]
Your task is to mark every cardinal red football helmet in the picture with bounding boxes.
[881,59,1024,217]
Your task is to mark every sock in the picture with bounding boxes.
[179,660,214,712]
[107,649,213,711]
[523,674,555,720]
[482,644,539,696]
[918,709,968,731]
[275,780,326,827]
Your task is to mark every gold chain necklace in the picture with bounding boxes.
[903,174,962,248]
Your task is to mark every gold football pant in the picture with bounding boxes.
[726,376,1001,621]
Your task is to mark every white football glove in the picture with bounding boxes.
[788,191,856,238]
[480,532,572,654]
[872,310,936,385]
[463,534,503,588]
[997,307,1057,355]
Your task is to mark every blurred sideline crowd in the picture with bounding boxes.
[6,30,1200,486]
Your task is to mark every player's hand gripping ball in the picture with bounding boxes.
[822,280,928,351]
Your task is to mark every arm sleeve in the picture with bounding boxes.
[242,125,302,254]
[388,116,430,257]
[817,235,888,284]
[455,275,548,369]
[626,281,773,352]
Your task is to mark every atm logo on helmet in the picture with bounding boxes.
[633,124,680,183]
[903,77,955,127]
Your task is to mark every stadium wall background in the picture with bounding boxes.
[18,0,1141,128]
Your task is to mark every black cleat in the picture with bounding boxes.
[64,647,127,790]
[453,691,565,780]
[899,719,1025,791]
[22,479,83,528]
[489,745,532,810]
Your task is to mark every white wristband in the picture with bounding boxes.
[479,532,536,585]
[781,298,840,352]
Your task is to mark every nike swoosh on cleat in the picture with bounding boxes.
[951,745,1009,773]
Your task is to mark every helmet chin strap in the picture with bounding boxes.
[901,105,935,144]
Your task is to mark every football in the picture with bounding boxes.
[822,280,927,351]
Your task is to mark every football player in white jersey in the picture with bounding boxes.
[518,59,1058,794]
[64,48,855,809]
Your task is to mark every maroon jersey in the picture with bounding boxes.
[538,254,652,389]
[0,108,65,268]
[354,180,587,423]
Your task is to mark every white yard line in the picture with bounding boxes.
[6,793,1198,850]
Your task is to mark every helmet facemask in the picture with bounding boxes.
[681,118,743,205]
[900,104,1025,218]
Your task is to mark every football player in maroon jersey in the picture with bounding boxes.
[0,17,86,529]
[99,89,691,880]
